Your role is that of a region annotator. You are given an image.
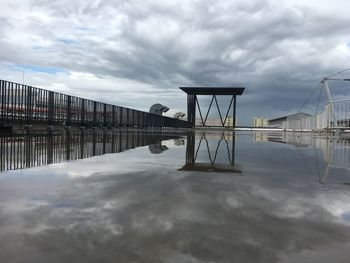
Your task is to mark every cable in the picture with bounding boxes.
[298,82,322,113]
[315,83,324,115]
[324,67,350,79]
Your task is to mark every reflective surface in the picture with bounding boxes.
[1,130,350,263]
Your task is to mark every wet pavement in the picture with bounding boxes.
[1,130,350,262]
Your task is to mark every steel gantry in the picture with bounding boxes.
[180,87,245,128]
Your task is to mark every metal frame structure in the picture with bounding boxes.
[180,87,245,128]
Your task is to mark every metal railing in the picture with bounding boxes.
[284,99,350,132]
[0,79,188,128]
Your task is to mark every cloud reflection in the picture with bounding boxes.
[0,132,350,262]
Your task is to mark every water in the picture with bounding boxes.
[1,130,350,262]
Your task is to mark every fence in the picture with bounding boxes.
[0,79,187,128]
[283,99,350,132]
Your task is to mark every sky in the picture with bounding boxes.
[0,0,350,125]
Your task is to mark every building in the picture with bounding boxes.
[195,117,237,127]
[223,116,237,127]
[195,118,221,126]
[268,113,312,130]
[253,117,268,127]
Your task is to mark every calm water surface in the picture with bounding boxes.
[1,130,350,263]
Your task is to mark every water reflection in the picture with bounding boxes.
[148,144,168,154]
[0,131,350,262]
[0,129,184,172]
[180,131,241,173]
[253,132,350,184]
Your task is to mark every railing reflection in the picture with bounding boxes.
[253,131,350,184]
[0,130,183,172]
[180,132,241,173]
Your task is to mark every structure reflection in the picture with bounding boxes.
[253,131,350,184]
[180,131,241,173]
[148,144,168,154]
[0,129,183,172]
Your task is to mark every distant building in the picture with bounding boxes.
[195,117,237,127]
[268,113,312,130]
[222,116,237,127]
[253,117,268,127]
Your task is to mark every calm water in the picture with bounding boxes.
[1,130,350,263]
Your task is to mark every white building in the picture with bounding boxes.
[253,117,268,127]
[195,117,237,127]
[268,113,312,130]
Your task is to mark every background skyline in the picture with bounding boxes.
[0,0,350,125]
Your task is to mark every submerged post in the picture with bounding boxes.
[233,95,236,128]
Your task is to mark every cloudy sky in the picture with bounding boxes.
[0,0,350,124]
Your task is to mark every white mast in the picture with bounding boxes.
[321,78,334,129]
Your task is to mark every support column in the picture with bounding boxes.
[112,106,116,127]
[48,91,54,126]
[26,86,33,125]
[233,95,237,128]
[187,94,196,128]
[67,95,71,126]
[103,104,107,127]
[93,101,97,127]
[81,99,85,127]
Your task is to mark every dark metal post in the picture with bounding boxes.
[67,95,71,126]
[25,131,32,168]
[0,80,4,122]
[80,128,85,159]
[102,130,106,154]
[111,130,115,152]
[137,111,140,127]
[93,101,97,127]
[126,108,129,127]
[103,104,107,127]
[48,91,54,126]
[81,99,85,127]
[47,131,53,164]
[66,128,71,160]
[231,131,235,165]
[92,131,96,156]
[233,95,236,128]
[26,86,32,125]
[119,107,122,127]
[112,106,116,127]
[187,94,196,128]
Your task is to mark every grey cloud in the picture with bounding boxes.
[0,0,350,123]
